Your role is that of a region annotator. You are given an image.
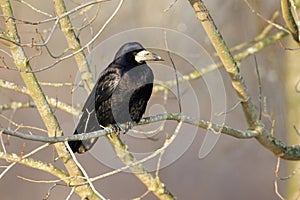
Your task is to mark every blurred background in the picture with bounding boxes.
[0,0,297,199]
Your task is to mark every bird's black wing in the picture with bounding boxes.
[129,83,153,122]
[68,66,121,153]
[95,67,121,108]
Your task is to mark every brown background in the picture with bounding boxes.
[0,1,290,199]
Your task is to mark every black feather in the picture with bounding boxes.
[69,42,156,153]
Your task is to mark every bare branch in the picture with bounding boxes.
[189,0,259,127]
[0,79,81,116]
[188,0,300,161]
[107,133,175,199]
[0,0,103,199]
[153,31,288,94]
[0,113,258,143]
[65,142,107,199]
[16,0,52,17]
[0,151,69,183]
[274,158,285,200]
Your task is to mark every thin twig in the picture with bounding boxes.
[0,79,81,117]
[215,100,241,116]
[2,0,109,46]
[26,0,123,73]
[254,56,262,120]
[0,113,48,133]
[16,0,52,17]
[66,187,75,200]
[43,184,57,200]
[17,175,72,184]
[244,0,291,34]
[164,31,182,113]
[163,0,178,12]
[153,31,288,94]
[65,142,107,200]
[274,158,285,200]
[0,143,50,179]
[76,121,183,187]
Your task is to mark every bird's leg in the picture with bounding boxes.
[109,122,133,135]
[108,124,122,135]
[123,121,133,134]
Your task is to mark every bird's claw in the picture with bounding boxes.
[111,124,122,135]
[123,121,133,134]
[110,122,133,135]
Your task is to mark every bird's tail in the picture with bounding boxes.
[68,141,83,153]
[68,129,100,154]
[68,130,85,153]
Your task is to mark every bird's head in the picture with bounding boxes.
[114,42,163,65]
[133,50,163,63]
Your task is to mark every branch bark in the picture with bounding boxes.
[53,0,94,93]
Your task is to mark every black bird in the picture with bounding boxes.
[68,42,163,153]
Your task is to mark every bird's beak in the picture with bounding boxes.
[146,51,164,61]
[135,50,164,63]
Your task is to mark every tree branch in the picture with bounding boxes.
[0,78,81,116]
[0,150,71,184]
[0,0,102,199]
[187,0,300,161]
[188,0,259,127]
[53,0,94,93]
[2,112,300,160]
[0,151,70,181]
[0,113,257,143]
